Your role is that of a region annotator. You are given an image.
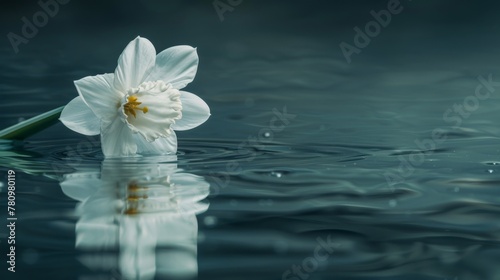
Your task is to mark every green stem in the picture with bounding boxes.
[0,106,64,140]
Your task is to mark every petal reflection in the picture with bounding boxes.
[60,156,209,280]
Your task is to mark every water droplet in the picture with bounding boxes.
[270,171,282,178]
[203,216,218,227]
[0,182,4,189]
[487,169,494,173]
[264,132,271,138]
[17,117,25,123]
[389,200,397,207]
[454,187,460,193]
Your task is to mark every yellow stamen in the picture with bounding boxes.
[123,95,149,118]
[124,182,148,215]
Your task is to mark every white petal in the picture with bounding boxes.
[171,173,210,215]
[60,173,101,201]
[119,217,156,279]
[146,45,198,90]
[75,73,120,121]
[60,96,101,136]
[134,131,177,155]
[114,36,156,92]
[172,91,210,131]
[100,118,137,157]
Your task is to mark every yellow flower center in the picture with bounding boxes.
[123,95,149,118]
[124,182,148,215]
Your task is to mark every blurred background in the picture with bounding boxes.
[3,0,500,143]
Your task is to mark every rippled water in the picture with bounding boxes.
[2,1,500,279]
[2,131,500,279]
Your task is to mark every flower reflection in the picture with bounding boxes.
[60,156,209,280]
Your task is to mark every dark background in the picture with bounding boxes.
[2,0,500,141]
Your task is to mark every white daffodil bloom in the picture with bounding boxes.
[60,36,210,157]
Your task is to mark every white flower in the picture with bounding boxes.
[60,36,210,157]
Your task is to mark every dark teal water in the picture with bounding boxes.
[2,1,500,279]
